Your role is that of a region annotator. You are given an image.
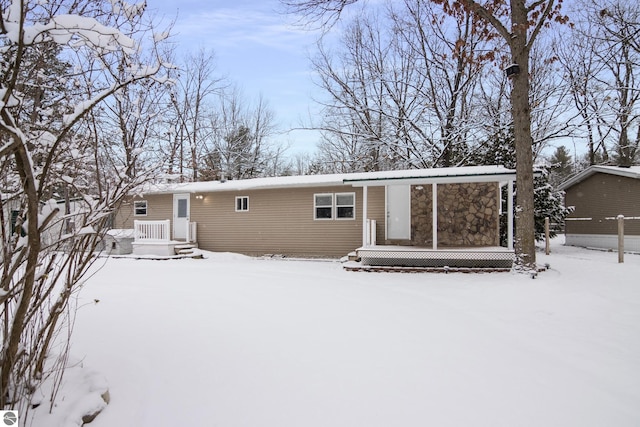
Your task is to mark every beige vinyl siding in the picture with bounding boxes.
[114,194,174,229]
[365,186,386,243]
[565,173,640,236]
[114,185,388,257]
[191,185,377,257]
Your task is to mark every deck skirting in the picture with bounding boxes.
[355,246,515,269]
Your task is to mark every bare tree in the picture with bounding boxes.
[166,48,224,181]
[0,0,168,416]
[312,2,491,172]
[583,0,639,166]
[203,88,284,180]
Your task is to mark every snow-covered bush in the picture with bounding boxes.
[0,0,170,420]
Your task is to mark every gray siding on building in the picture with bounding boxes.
[565,172,640,236]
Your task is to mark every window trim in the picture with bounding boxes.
[335,192,356,220]
[314,193,334,220]
[134,200,148,216]
[235,196,249,212]
[313,192,356,221]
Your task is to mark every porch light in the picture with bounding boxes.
[195,194,203,200]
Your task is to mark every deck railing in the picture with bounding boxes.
[134,219,170,242]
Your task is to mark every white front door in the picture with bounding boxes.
[173,193,190,240]
[386,185,411,240]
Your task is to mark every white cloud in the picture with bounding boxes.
[172,6,316,53]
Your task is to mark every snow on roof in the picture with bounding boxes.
[144,165,516,195]
[559,165,640,190]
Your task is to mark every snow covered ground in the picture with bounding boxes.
[32,237,640,426]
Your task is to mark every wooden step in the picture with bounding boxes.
[174,243,196,255]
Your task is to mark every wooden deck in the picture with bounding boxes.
[351,245,515,269]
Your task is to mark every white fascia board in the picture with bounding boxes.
[346,173,517,187]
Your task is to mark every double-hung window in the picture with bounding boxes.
[134,200,147,216]
[236,196,249,212]
[314,192,355,220]
[314,194,333,219]
[335,193,355,219]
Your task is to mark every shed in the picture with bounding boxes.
[559,165,640,252]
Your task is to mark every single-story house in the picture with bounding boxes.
[113,165,518,268]
[559,165,640,252]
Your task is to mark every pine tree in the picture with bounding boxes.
[548,145,574,187]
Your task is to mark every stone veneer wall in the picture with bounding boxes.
[410,185,433,246]
[410,182,499,247]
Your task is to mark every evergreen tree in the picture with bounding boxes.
[533,167,573,240]
[548,145,574,187]
[470,130,572,242]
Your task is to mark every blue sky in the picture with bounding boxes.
[148,0,325,156]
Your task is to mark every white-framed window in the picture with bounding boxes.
[314,193,334,219]
[314,192,356,220]
[335,192,355,219]
[134,200,147,216]
[235,196,249,212]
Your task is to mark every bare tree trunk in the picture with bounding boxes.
[510,8,537,269]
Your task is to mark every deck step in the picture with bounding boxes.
[347,251,360,262]
[174,243,196,255]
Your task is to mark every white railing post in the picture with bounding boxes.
[370,219,377,246]
[163,219,170,241]
[134,220,141,241]
[366,219,371,246]
[189,222,197,243]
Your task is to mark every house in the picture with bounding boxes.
[559,165,640,252]
[113,166,518,268]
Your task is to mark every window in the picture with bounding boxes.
[134,200,147,216]
[314,192,356,220]
[314,194,333,219]
[336,193,355,219]
[235,196,249,212]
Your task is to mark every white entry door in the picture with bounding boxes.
[386,185,411,240]
[173,193,190,240]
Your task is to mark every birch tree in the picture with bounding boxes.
[0,0,168,416]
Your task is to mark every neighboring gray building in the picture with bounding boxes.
[560,165,640,252]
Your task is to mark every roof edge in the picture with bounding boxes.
[559,165,640,190]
